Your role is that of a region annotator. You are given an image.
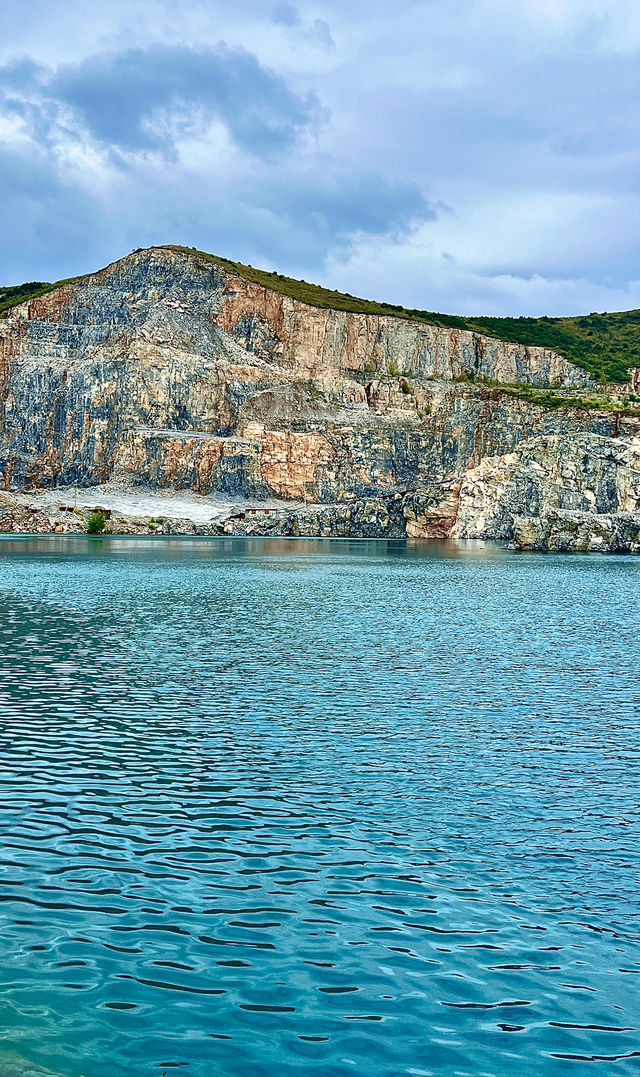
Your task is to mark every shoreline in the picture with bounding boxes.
[1,486,639,553]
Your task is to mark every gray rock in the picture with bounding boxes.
[455,433,640,552]
[0,247,638,551]
[511,508,640,553]
[0,247,602,500]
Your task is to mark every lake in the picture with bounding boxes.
[0,536,638,1077]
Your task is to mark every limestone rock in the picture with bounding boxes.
[455,433,640,551]
[512,508,640,553]
[0,247,598,501]
[0,246,638,551]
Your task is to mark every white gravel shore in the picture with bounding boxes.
[16,484,311,523]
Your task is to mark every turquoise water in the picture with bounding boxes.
[0,536,639,1077]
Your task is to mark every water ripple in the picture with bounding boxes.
[0,536,638,1077]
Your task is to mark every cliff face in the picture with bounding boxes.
[0,246,638,548]
[453,433,640,552]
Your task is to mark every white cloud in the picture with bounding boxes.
[325,235,640,318]
[1,0,639,315]
[411,190,640,280]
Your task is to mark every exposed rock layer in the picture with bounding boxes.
[0,246,638,550]
[511,509,640,553]
[454,433,640,552]
[0,247,592,492]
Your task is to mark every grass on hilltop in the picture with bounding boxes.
[164,247,640,384]
[0,276,82,315]
[2,245,639,383]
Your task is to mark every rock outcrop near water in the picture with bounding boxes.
[1,246,639,549]
[455,433,640,552]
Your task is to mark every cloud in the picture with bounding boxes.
[0,1,639,316]
[0,146,109,285]
[325,235,640,319]
[0,30,436,283]
[272,3,301,28]
[1,43,320,160]
[99,161,434,277]
[260,170,433,242]
[271,4,334,51]
[53,43,320,158]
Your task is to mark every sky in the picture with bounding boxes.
[1,0,640,316]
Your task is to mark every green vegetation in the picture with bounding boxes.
[450,311,640,385]
[0,275,82,315]
[164,246,639,384]
[0,282,49,311]
[387,360,415,378]
[484,381,640,415]
[2,244,639,383]
[86,510,107,534]
[163,245,423,319]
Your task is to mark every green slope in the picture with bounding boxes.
[449,311,640,384]
[165,247,640,383]
[0,276,81,315]
[2,246,639,383]
[0,281,52,312]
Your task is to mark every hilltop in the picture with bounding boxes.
[1,244,638,383]
[0,243,639,550]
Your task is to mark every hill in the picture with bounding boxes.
[0,243,639,550]
[2,245,639,383]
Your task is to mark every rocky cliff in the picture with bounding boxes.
[1,246,639,549]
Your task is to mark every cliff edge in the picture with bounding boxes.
[1,246,639,549]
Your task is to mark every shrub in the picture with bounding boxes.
[87,510,107,534]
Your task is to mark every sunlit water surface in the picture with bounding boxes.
[0,536,639,1077]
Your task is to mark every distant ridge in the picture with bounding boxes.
[2,244,638,383]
